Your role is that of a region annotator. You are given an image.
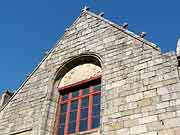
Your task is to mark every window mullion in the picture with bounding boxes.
[76,90,82,133]
[88,86,93,130]
[64,93,72,135]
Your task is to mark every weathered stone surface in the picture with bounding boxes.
[130,125,147,134]
[159,127,180,135]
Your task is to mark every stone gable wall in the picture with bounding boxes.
[0,10,180,135]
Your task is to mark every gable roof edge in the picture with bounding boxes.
[85,10,160,51]
[0,10,87,112]
[0,36,64,112]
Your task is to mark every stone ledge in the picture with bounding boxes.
[8,127,32,135]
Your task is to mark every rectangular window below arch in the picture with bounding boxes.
[54,76,101,135]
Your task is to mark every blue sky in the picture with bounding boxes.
[0,0,180,94]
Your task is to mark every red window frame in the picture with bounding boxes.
[54,75,101,135]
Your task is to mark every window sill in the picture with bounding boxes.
[69,128,100,135]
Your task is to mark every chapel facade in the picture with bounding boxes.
[0,7,180,135]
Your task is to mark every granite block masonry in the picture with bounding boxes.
[0,7,180,135]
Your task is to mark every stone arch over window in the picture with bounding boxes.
[52,54,102,135]
[53,54,102,87]
[59,63,101,87]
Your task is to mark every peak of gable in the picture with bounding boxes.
[62,7,159,52]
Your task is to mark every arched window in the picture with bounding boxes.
[54,61,102,135]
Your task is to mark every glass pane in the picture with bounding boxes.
[93,84,101,91]
[93,95,100,105]
[92,116,100,129]
[58,124,65,135]
[61,104,67,113]
[68,122,76,133]
[83,87,89,95]
[92,104,100,116]
[60,113,66,124]
[80,108,88,119]
[62,94,68,101]
[81,97,89,108]
[69,111,77,122]
[72,91,79,97]
[71,100,78,111]
[79,119,88,132]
